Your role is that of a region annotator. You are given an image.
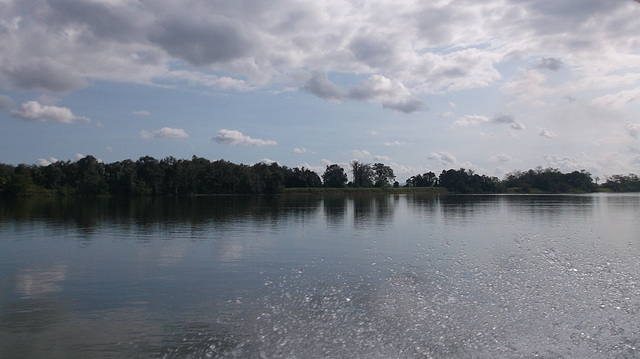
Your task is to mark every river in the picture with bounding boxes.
[1,193,639,358]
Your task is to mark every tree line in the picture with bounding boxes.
[0,156,395,197]
[0,155,637,197]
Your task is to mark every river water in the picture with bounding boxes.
[1,193,639,358]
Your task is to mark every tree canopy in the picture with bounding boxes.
[322,164,348,188]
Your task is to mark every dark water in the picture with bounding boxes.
[1,193,640,358]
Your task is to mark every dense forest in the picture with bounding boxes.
[0,155,637,197]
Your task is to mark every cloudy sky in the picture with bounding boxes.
[2,0,640,182]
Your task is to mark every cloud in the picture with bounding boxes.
[492,114,525,130]
[502,70,550,106]
[539,128,559,138]
[535,57,564,71]
[351,149,371,159]
[453,115,492,128]
[258,158,277,165]
[374,155,392,162]
[36,157,58,166]
[366,130,378,137]
[11,101,91,124]
[428,152,458,166]
[133,110,150,116]
[160,70,252,91]
[542,153,594,172]
[382,97,428,113]
[383,141,406,147]
[214,129,277,146]
[625,123,640,139]
[0,95,15,111]
[453,114,524,130]
[347,75,427,113]
[2,59,88,92]
[147,14,255,67]
[141,127,189,139]
[0,0,637,100]
[293,147,307,154]
[347,74,406,101]
[490,154,512,163]
[303,71,343,102]
[591,87,640,109]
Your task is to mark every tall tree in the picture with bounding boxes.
[322,164,347,188]
[76,155,108,195]
[350,160,374,187]
[372,163,395,187]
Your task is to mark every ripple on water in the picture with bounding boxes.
[177,233,640,359]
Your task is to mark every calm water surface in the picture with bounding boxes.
[1,193,640,358]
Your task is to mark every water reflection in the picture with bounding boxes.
[15,264,67,297]
[322,195,347,228]
[350,194,398,229]
[2,194,640,358]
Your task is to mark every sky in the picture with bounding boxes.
[1,0,640,183]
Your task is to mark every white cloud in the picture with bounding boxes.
[351,149,371,159]
[161,70,252,91]
[453,114,524,130]
[367,130,378,137]
[36,157,58,166]
[542,153,595,172]
[535,57,564,71]
[133,110,150,116]
[0,0,636,100]
[490,154,512,163]
[428,152,458,167]
[383,141,406,147]
[293,147,307,154]
[591,87,640,110]
[258,158,277,165]
[347,75,427,113]
[453,115,491,128]
[374,155,392,162]
[539,128,559,138]
[625,123,640,139]
[214,129,277,146]
[141,127,189,139]
[11,101,91,124]
[503,70,550,106]
[303,71,343,102]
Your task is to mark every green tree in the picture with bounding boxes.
[405,171,437,187]
[350,160,374,187]
[322,164,347,188]
[76,155,108,196]
[285,167,322,188]
[372,163,395,187]
[136,156,162,195]
[3,173,34,197]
